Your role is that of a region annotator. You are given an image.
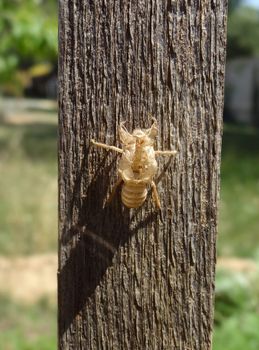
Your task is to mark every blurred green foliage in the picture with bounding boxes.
[227,4,259,58]
[0,0,259,95]
[218,124,259,258]
[214,269,259,350]
[228,0,243,14]
[0,0,57,93]
[0,295,56,350]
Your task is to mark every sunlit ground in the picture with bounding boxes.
[0,99,258,349]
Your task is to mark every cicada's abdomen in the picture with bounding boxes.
[121,182,147,208]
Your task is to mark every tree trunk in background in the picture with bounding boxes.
[58,1,228,349]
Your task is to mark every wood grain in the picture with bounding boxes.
[58,0,228,348]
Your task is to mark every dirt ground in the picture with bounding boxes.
[0,253,57,304]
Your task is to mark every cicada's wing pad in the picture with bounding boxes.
[145,119,158,139]
[119,122,135,145]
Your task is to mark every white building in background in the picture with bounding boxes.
[224,58,259,126]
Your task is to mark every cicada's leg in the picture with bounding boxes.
[107,177,123,204]
[91,139,123,153]
[151,181,161,210]
[155,150,177,156]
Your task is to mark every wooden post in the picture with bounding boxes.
[58,1,228,349]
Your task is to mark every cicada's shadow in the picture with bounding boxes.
[58,149,132,336]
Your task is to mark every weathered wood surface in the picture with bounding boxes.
[58,0,228,349]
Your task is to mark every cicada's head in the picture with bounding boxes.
[119,119,158,147]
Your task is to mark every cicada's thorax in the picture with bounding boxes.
[119,138,158,208]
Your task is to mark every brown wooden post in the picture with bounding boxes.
[58,0,228,349]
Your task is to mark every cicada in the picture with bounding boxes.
[91,120,177,209]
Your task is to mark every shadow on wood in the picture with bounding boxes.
[58,150,158,338]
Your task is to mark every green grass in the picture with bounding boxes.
[218,123,259,257]
[0,295,56,350]
[0,121,57,256]
[213,268,259,350]
[214,313,259,350]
